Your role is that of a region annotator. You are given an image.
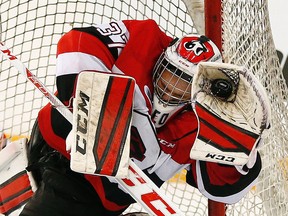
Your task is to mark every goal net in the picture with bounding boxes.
[0,0,287,215]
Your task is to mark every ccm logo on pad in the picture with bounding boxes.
[205,153,236,163]
[76,90,90,155]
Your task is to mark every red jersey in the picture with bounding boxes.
[37,20,261,212]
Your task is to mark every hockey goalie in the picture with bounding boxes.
[1,19,271,216]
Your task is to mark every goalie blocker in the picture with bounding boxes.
[190,62,271,166]
[69,71,135,178]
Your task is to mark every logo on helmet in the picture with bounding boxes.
[177,35,215,64]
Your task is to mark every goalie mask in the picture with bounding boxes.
[152,34,222,128]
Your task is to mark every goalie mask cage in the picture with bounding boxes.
[0,0,287,215]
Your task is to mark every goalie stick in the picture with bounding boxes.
[0,42,184,216]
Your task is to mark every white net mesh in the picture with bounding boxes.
[0,0,287,215]
[220,0,288,215]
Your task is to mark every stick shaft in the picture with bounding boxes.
[0,42,73,123]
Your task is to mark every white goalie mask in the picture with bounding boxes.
[152,34,222,128]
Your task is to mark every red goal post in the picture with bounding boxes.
[205,1,226,213]
[0,0,288,215]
